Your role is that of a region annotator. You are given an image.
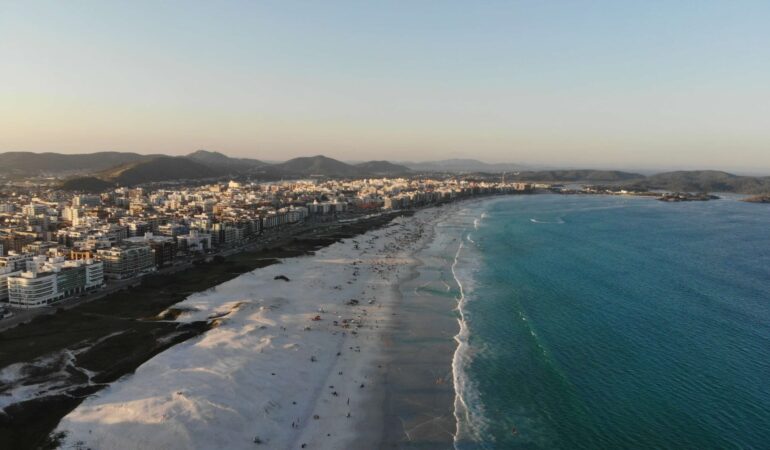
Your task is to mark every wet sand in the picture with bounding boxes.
[378,205,462,449]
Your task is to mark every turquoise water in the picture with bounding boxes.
[450,195,770,449]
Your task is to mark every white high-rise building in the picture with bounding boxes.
[84,261,104,289]
[8,271,59,308]
[6,258,104,308]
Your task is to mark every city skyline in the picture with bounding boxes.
[2,1,770,172]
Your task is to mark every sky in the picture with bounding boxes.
[2,1,770,172]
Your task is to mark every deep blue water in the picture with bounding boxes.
[452,195,770,449]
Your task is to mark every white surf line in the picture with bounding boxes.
[450,238,472,449]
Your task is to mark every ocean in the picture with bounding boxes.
[434,194,770,449]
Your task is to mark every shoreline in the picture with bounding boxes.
[48,193,770,449]
[379,201,476,449]
[0,211,413,449]
[53,207,447,449]
[1,196,507,449]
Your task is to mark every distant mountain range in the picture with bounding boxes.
[0,151,159,175]
[508,170,643,182]
[505,169,770,193]
[0,151,412,189]
[400,158,522,173]
[1,151,769,194]
[623,170,770,194]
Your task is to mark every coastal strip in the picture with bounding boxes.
[53,208,445,449]
[0,212,410,449]
[378,204,463,449]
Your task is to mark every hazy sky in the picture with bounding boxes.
[2,1,770,171]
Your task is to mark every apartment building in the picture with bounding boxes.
[8,271,58,308]
[177,230,212,254]
[125,233,176,267]
[6,259,104,308]
[97,244,155,279]
[0,251,33,272]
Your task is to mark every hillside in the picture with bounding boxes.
[353,160,410,175]
[270,155,361,177]
[509,170,644,182]
[186,150,266,172]
[626,171,770,194]
[0,150,266,178]
[0,151,155,175]
[402,158,521,173]
[60,176,116,192]
[100,156,226,185]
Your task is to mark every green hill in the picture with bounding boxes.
[628,171,770,194]
[100,156,226,185]
[186,150,267,172]
[60,176,115,192]
[270,155,361,177]
[510,170,644,182]
[0,151,155,175]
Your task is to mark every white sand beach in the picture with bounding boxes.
[56,208,445,450]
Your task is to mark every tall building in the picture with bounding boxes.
[177,230,211,254]
[97,244,155,279]
[72,195,100,207]
[22,203,48,217]
[71,208,81,226]
[211,223,239,247]
[125,233,176,267]
[84,261,104,289]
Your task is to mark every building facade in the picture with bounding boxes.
[6,259,103,308]
[97,244,155,279]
